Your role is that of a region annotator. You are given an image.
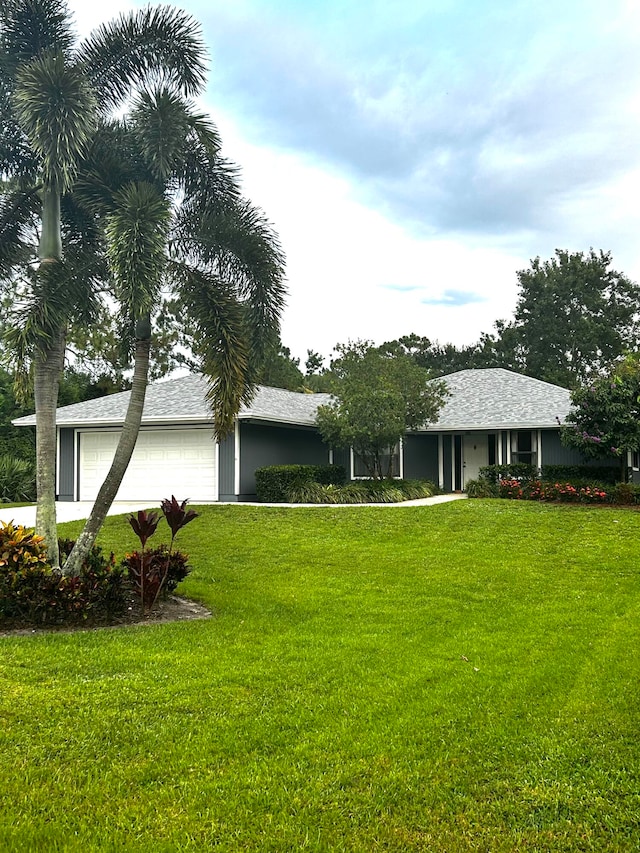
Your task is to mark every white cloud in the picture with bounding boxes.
[63,0,640,364]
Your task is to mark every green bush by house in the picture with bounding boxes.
[254,464,346,502]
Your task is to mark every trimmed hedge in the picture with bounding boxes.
[540,464,620,485]
[255,464,346,502]
[478,463,536,483]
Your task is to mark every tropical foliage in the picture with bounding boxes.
[0,1,285,573]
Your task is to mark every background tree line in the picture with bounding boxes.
[2,245,638,463]
[262,248,640,393]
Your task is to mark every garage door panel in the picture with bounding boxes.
[79,429,218,502]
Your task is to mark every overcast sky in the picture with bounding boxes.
[66,0,640,364]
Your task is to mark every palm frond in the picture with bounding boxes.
[0,0,74,80]
[0,185,40,269]
[0,80,39,181]
[4,257,100,371]
[73,119,156,215]
[14,50,96,191]
[176,198,286,368]
[130,87,193,182]
[179,153,241,214]
[77,6,207,111]
[105,182,170,318]
[172,262,252,439]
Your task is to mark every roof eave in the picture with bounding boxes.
[422,420,566,432]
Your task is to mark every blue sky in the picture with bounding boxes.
[68,0,640,362]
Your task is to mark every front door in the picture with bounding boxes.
[463,434,488,486]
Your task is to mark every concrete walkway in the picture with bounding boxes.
[0,493,467,528]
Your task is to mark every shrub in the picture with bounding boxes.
[285,479,436,504]
[612,482,640,505]
[121,546,191,608]
[498,478,524,499]
[255,464,346,502]
[465,479,499,498]
[126,498,198,612]
[58,538,116,574]
[497,479,612,504]
[0,455,36,502]
[478,463,536,484]
[0,524,127,626]
[540,464,619,485]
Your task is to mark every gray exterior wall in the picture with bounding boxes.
[540,430,619,473]
[218,432,237,501]
[403,434,439,482]
[331,447,351,480]
[57,427,75,501]
[442,436,453,492]
[239,421,330,499]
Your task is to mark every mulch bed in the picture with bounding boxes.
[0,593,212,638]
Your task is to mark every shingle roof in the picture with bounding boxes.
[13,368,573,431]
[425,368,572,430]
[13,374,332,428]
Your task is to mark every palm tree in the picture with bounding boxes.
[61,92,285,575]
[0,2,206,566]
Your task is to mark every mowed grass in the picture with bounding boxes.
[1,500,639,852]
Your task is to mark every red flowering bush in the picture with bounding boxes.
[498,478,523,499]
[497,479,612,504]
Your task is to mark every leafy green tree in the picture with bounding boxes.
[378,333,480,377]
[316,341,447,479]
[0,366,35,461]
[506,250,640,388]
[382,250,640,386]
[561,355,640,482]
[257,340,304,391]
[305,349,324,375]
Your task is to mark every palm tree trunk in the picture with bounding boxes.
[39,189,63,261]
[62,324,151,576]
[34,327,66,569]
[33,185,65,568]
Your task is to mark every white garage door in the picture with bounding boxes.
[79,429,218,502]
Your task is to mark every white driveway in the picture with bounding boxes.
[0,502,157,528]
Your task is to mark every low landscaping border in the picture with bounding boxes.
[467,476,640,505]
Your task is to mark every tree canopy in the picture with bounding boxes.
[316,341,447,479]
[561,355,640,481]
[377,250,640,388]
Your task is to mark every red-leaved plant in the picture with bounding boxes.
[126,499,198,612]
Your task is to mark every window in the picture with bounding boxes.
[511,430,537,466]
[632,450,640,470]
[352,443,402,478]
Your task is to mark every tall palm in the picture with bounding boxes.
[0,1,208,567]
[62,91,285,575]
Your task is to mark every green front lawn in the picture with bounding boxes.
[1,501,639,851]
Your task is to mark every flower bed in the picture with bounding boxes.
[496,478,638,505]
